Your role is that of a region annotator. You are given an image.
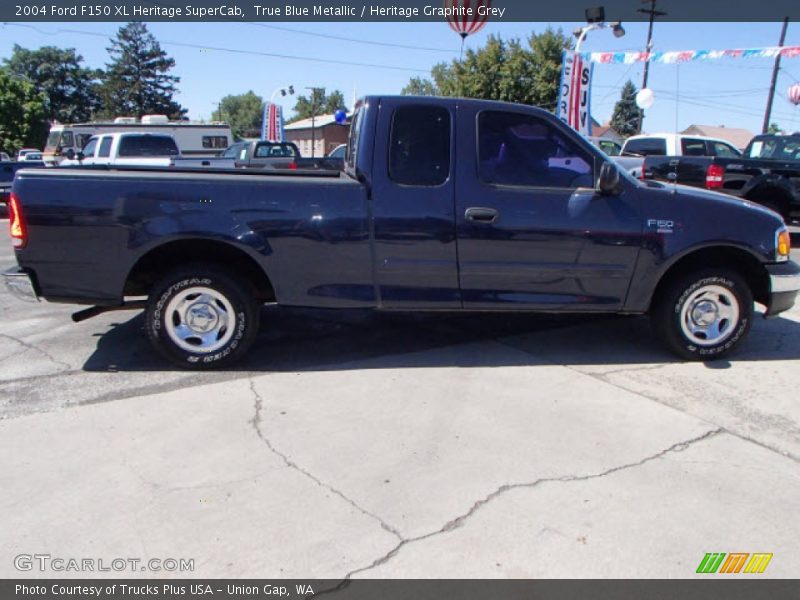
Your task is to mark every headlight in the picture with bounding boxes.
[776,227,791,262]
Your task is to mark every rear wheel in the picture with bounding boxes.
[145,265,260,369]
[652,269,753,360]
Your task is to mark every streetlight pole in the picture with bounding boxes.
[305,86,322,158]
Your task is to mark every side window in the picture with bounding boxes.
[61,131,75,148]
[97,137,112,158]
[202,135,228,149]
[478,111,594,189]
[75,133,92,149]
[81,137,99,157]
[119,136,179,157]
[221,143,241,158]
[389,105,450,186]
[681,138,707,156]
[712,142,740,158]
[624,138,667,156]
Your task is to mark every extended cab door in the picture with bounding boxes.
[369,99,460,308]
[454,105,642,310]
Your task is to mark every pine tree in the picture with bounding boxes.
[610,80,644,137]
[100,22,186,119]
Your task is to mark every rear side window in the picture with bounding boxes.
[711,142,740,158]
[478,111,594,189]
[81,137,98,157]
[681,138,707,156]
[118,135,179,157]
[254,143,297,158]
[389,106,450,186]
[624,137,667,156]
[97,137,112,158]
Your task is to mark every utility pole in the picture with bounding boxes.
[637,0,666,132]
[763,17,789,134]
[305,87,323,158]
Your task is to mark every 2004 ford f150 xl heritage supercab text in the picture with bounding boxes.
[4,97,800,368]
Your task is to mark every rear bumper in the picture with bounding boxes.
[2,267,39,303]
[765,261,800,317]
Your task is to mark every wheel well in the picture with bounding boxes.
[124,239,275,301]
[650,246,770,311]
[745,185,791,218]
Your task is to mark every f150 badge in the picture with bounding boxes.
[647,219,674,233]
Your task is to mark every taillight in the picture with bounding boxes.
[639,160,647,181]
[8,192,27,248]
[288,162,298,170]
[706,163,725,189]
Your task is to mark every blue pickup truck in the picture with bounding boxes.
[4,96,799,368]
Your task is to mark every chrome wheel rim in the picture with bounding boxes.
[679,284,739,346]
[164,286,235,353]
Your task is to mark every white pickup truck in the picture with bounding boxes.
[60,132,180,167]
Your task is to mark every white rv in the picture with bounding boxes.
[43,115,232,166]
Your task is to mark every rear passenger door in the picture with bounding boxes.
[370,100,460,308]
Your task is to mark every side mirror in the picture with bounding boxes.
[76,151,85,161]
[597,162,623,195]
[64,149,75,160]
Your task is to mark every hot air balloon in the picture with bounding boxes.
[445,0,492,57]
[788,83,800,106]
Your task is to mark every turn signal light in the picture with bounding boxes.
[777,229,791,260]
[8,192,27,248]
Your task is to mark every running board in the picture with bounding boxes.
[71,301,146,323]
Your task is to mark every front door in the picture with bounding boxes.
[454,106,643,310]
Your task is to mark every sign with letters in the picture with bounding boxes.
[557,50,593,136]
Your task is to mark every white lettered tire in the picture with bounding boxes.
[145,265,260,369]
[652,269,753,360]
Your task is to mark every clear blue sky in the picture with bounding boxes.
[1,20,799,135]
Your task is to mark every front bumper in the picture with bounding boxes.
[765,260,800,317]
[2,267,39,303]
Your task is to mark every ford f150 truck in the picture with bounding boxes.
[4,96,799,368]
[642,133,800,221]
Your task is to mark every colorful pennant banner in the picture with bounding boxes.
[580,46,800,64]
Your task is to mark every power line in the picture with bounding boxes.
[245,23,460,54]
[2,22,431,74]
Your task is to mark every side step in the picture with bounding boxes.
[71,301,146,323]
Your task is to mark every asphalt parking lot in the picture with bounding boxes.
[1,223,799,579]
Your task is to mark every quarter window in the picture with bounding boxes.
[389,106,450,186]
[97,137,112,158]
[81,137,98,157]
[478,111,594,188]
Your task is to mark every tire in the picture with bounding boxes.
[651,269,753,360]
[145,265,260,369]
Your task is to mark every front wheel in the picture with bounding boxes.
[145,265,260,369]
[652,269,753,360]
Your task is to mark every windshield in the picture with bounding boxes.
[746,137,800,161]
[45,132,62,151]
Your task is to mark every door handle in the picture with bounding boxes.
[465,207,499,224]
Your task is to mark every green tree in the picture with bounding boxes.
[401,77,439,96]
[5,45,101,124]
[214,91,264,139]
[290,88,348,122]
[100,22,186,119]
[767,122,782,134]
[402,28,572,111]
[0,68,48,155]
[610,80,644,137]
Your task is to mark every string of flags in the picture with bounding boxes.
[580,46,800,64]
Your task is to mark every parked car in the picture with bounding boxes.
[742,133,800,161]
[175,140,343,171]
[621,133,742,158]
[60,132,180,167]
[15,149,40,161]
[21,152,43,162]
[1,152,10,162]
[4,96,798,369]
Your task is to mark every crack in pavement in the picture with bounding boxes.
[343,427,724,579]
[247,376,404,542]
[0,333,72,371]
